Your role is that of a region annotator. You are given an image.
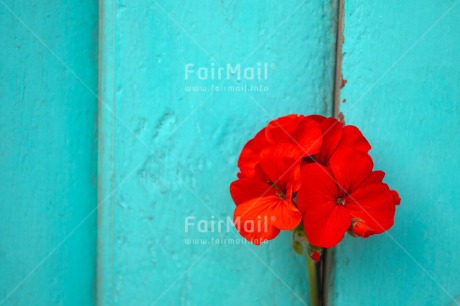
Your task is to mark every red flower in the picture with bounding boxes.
[230,144,303,244]
[297,149,400,248]
[305,115,371,166]
[230,114,326,244]
[230,114,400,249]
[237,114,323,179]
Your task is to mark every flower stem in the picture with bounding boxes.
[306,254,320,306]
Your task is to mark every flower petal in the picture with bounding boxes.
[292,118,323,157]
[350,220,375,238]
[328,149,374,194]
[265,114,300,144]
[237,128,268,178]
[391,190,401,205]
[302,204,351,248]
[297,163,350,248]
[230,178,274,206]
[234,195,301,236]
[346,183,397,236]
[271,199,302,230]
[259,143,302,192]
[234,196,281,243]
[337,125,371,154]
[362,170,385,185]
[306,114,327,123]
[297,163,338,212]
[316,117,343,164]
[234,207,281,245]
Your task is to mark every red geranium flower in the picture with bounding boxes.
[305,115,371,166]
[237,114,323,179]
[230,144,304,244]
[297,149,400,248]
[230,114,326,244]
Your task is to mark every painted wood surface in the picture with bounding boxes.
[4,1,457,305]
[0,1,98,305]
[331,0,460,305]
[98,0,338,305]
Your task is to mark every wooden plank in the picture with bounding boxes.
[0,1,98,305]
[331,0,460,305]
[98,0,339,304]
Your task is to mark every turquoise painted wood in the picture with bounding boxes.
[331,1,460,305]
[6,1,458,305]
[98,0,339,305]
[0,1,98,305]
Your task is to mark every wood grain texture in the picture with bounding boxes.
[331,0,460,305]
[0,1,98,305]
[98,0,339,305]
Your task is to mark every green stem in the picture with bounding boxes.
[306,254,320,306]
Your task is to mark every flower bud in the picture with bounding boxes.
[308,244,322,262]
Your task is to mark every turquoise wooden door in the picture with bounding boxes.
[97,1,338,304]
[0,1,98,305]
[331,1,460,305]
[1,0,459,305]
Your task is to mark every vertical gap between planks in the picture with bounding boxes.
[324,0,345,305]
[96,0,104,301]
[97,0,117,304]
[332,0,345,118]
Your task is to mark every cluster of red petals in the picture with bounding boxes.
[230,114,400,248]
